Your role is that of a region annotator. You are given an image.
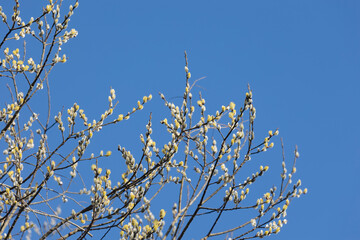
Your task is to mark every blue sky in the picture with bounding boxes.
[2,0,360,239]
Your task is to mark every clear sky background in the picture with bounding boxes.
[2,0,360,239]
